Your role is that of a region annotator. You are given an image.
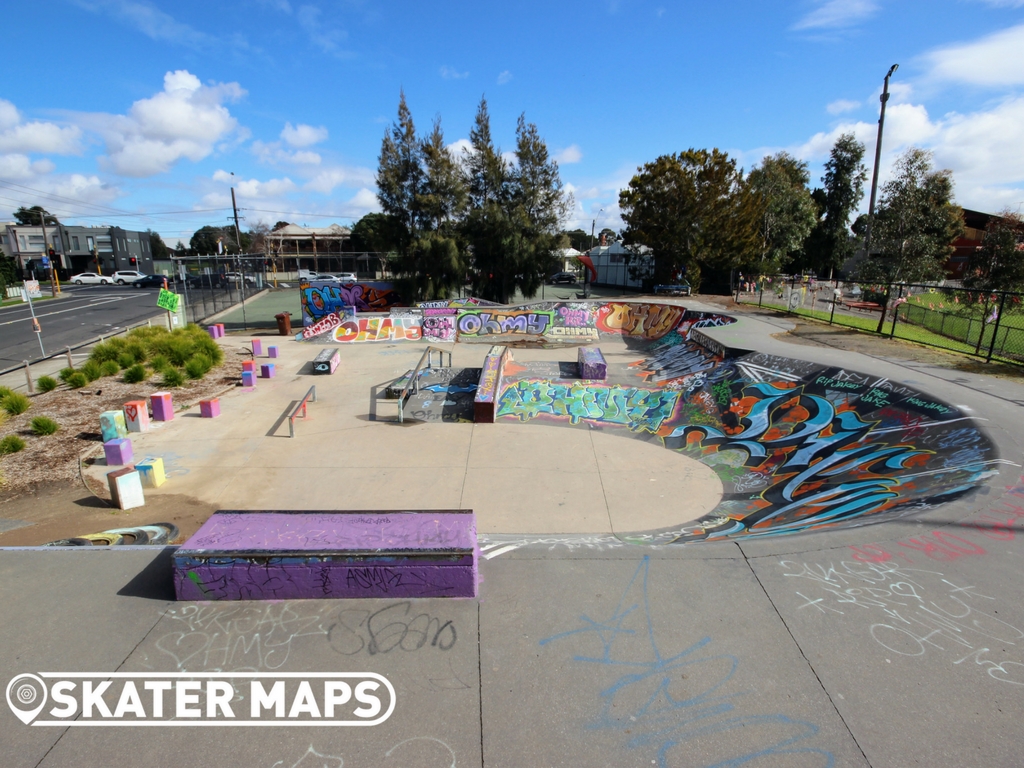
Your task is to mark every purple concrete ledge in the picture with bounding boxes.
[173,509,477,601]
[578,346,607,380]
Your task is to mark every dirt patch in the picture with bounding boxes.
[0,481,218,546]
[697,295,1024,381]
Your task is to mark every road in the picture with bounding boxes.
[0,285,168,370]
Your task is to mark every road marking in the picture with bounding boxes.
[0,295,153,327]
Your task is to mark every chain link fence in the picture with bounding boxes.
[168,254,271,326]
[737,274,1024,367]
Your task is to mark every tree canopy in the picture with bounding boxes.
[801,134,867,277]
[854,148,963,331]
[13,206,58,225]
[746,152,817,275]
[147,230,170,260]
[618,149,760,289]
[375,93,569,303]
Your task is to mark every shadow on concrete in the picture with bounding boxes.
[117,547,176,601]
[266,400,299,437]
[72,494,113,509]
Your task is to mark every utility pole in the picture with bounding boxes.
[39,210,58,298]
[863,64,899,264]
[231,187,243,255]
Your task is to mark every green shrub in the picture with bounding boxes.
[117,353,136,369]
[99,360,121,377]
[162,368,185,388]
[148,354,170,373]
[124,342,147,364]
[0,435,25,454]
[58,368,76,383]
[0,386,13,401]
[123,364,147,384]
[67,372,88,389]
[30,416,59,436]
[81,360,102,382]
[184,353,212,380]
[89,338,126,363]
[2,392,31,415]
[36,376,59,393]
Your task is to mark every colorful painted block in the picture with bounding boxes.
[312,348,340,375]
[136,457,166,488]
[103,437,134,466]
[108,467,145,510]
[174,510,478,601]
[123,400,149,433]
[578,346,608,380]
[207,326,218,340]
[241,360,256,373]
[268,346,279,358]
[151,392,174,421]
[200,398,220,418]
[241,370,256,388]
[100,410,128,442]
[260,363,275,378]
[251,339,263,356]
[216,324,225,337]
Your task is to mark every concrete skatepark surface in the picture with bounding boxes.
[3,296,1024,767]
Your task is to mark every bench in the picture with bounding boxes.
[312,348,340,374]
[844,301,882,312]
[578,346,607,380]
[474,345,508,423]
[174,509,478,601]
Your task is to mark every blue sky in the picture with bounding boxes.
[2,0,1023,246]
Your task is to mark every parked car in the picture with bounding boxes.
[654,281,692,297]
[132,274,170,289]
[70,272,112,285]
[111,270,146,285]
[224,272,257,285]
[549,272,578,285]
[333,272,358,283]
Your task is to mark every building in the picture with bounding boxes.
[586,236,651,289]
[2,224,155,278]
[266,223,355,274]
[945,208,993,279]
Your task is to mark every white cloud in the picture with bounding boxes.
[297,5,348,55]
[252,140,322,166]
[447,138,474,157]
[440,66,469,80]
[87,70,245,177]
[922,23,1024,87]
[827,99,860,115]
[0,98,82,155]
[497,70,513,85]
[281,122,328,147]
[792,0,878,30]
[554,144,583,164]
[304,164,376,194]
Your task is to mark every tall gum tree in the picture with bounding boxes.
[802,133,867,278]
[746,152,816,276]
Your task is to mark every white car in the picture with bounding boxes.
[71,272,112,285]
[315,272,358,284]
[111,270,146,285]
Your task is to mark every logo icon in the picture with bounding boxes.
[6,674,47,725]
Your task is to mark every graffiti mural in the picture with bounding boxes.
[301,309,355,340]
[332,317,422,343]
[596,303,686,340]
[301,281,403,325]
[457,309,555,339]
[497,380,681,434]
[422,309,457,342]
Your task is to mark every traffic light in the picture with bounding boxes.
[48,248,55,258]
[26,259,36,271]
[130,257,137,266]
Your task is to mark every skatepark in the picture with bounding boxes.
[3,295,1024,767]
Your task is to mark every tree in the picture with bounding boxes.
[190,226,229,255]
[854,148,963,332]
[561,228,591,252]
[802,134,867,277]
[746,152,817,275]
[13,206,57,225]
[618,149,761,290]
[0,252,17,295]
[376,90,423,259]
[351,213,401,253]
[962,211,1024,293]
[147,230,170,260]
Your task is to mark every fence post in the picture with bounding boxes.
[758,279,763,309]
[65,346,73,369]
[23,360,33,393]
[889,284,904,338]
[986,291,1008,362]
[829,278,838,325]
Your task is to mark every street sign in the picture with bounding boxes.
[41,256,50,269]
[23,280,42,299]
[157,288,180,312]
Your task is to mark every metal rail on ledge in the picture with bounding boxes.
[288,385,317,438]
[397,346,452,423]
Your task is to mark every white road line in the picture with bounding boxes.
[482,544,521,560]
[0,295,150,326]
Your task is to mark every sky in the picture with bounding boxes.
[2,0,1024,247]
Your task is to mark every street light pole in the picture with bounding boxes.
[862,63,898,263]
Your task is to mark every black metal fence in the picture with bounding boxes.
[168,255,270,326]
[737,274,1024,366]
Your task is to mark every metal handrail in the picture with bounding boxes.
[288,385,317,438]
[397,345,452,423]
